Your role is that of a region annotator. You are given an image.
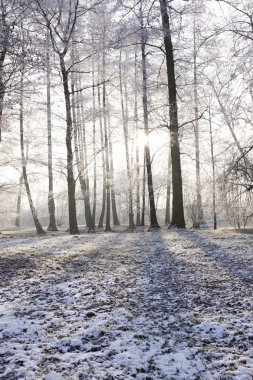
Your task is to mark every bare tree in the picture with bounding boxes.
[35,0,86,234]
[159,0,185,228]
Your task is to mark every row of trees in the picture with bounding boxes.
[0,0,253,233]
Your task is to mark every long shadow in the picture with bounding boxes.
[181,230,253,288]
[0,232,117,286]
[0,256,37,287]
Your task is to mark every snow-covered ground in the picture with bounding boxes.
[0,229,252,379]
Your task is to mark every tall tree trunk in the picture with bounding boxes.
[159,0,185,228]
[209,107,217,230]
[193,7,204,226]
[107,101,120,225]
[103,86,112,232]
[141,153,146,226]
[47,31,58,231]
[165,149,171,225]
[140,6,160,229]
[135,50,141,226]
[72,76,94,231]
[20,60,44,235]
[77,79,94,230]
[92,51,97,225]
[119,50,135,228]
[59,54,79,234]
[0,13,9,142]
[0,45,6,142]
[98,82,106,228]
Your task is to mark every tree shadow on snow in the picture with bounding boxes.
[181,230,253,288]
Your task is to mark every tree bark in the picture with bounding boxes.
[141,153,146,227]
[119,50,135,228]
[140,6,160,229]
[107,101,120,225]
[92,51,97,225]
[193,7,204,226]
[209,107,217,230]
[159,0,185,228]
[134,51,141,226]
[98,82,106,228]
[103,85,112,232]
[46,31,58,231]
[165,150,171,225]
[60,54,79,234]
[76,79,94,230]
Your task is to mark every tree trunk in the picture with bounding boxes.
[140,7,160,229]
[141,153,146,227]
[165,150,171,225]
[76,79,94,230]
[209,107,217,230]
[20,62,45,235]
[59,54,79,234]
[92,52,97,225]
[135,50,141,226]
[15,175,23,228]
[159,0,185,228]
[98,82,106,228]
[103,85,112,232]
[46,31,58,231]
[119,50,135,228]
[107,101,120,225]
[0,15,9,142]
[193,9,204,226]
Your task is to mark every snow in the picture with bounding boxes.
[0,229,252,379]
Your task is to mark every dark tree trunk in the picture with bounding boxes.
[47,31,58,231]
[0,14,9,142]
[209,107,217,230]
[92,53,97,225]
[140,8,160,229]
[165,150,171,225]
[98,83,106,228]
[141,153,146,227]
[103,86,112,232]
[107,102,120,226]
[76,79,94,230]
[60,54,79,234]
[159,0,185,228]
[134,51,141,227]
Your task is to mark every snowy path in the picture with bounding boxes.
[0,230,252,379]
